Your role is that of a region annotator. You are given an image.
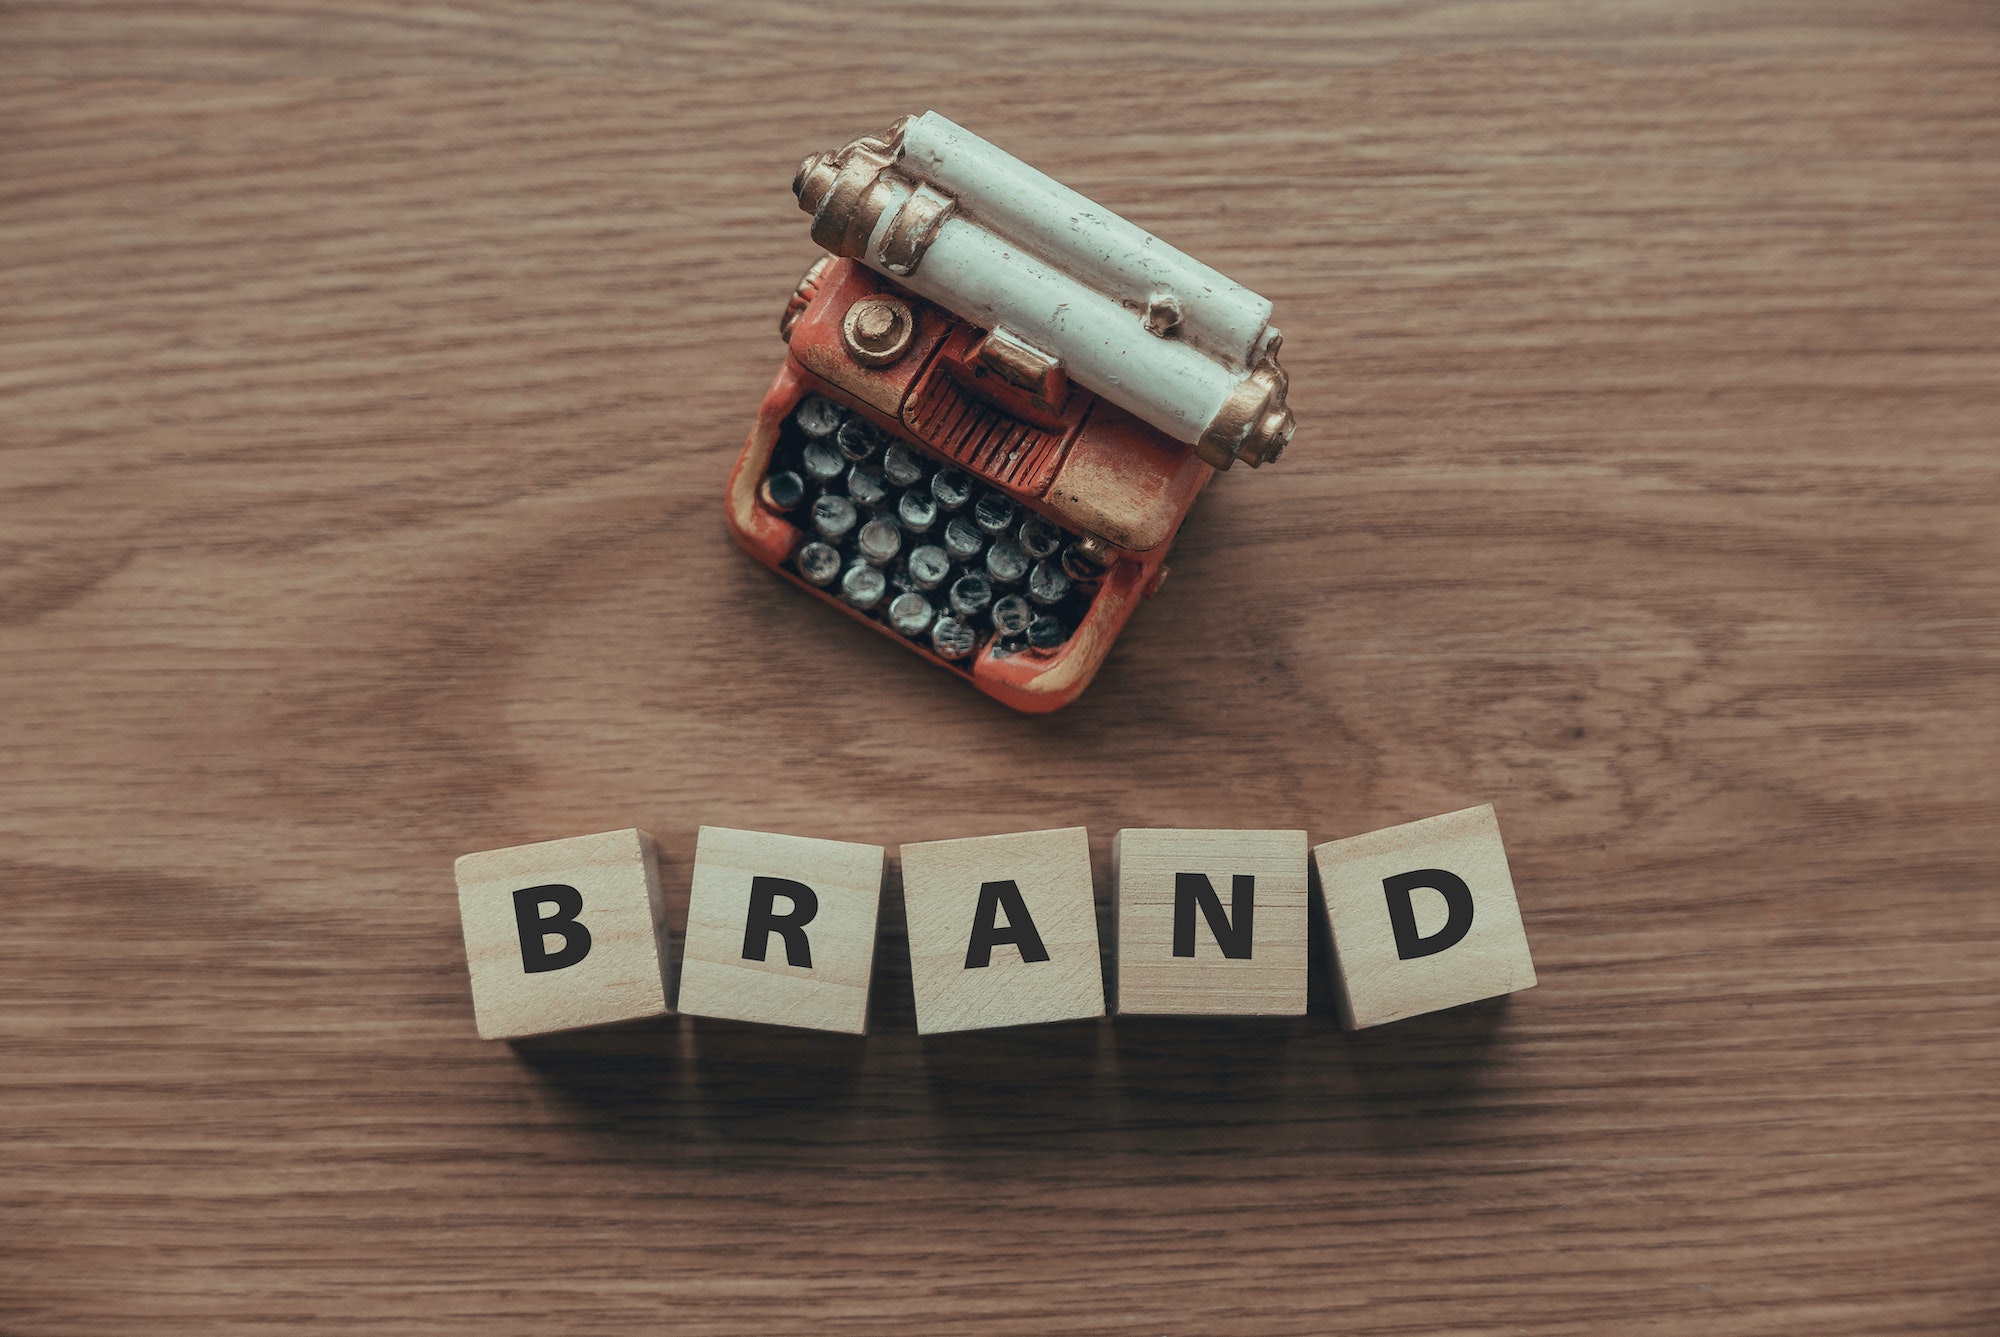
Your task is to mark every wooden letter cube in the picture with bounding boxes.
[1112,828,1308,1016]
[676,826,885,1034]
[455,828,672,1040]
[900,826,1105,1035]
[1313,804,1537,1029]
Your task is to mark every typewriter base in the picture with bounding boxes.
[726,358,1170,714]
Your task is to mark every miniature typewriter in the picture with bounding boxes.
[726,112,1295,713]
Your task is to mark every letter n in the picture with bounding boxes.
[1172,872,1255,959]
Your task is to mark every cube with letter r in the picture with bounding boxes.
[454,828,673,1040]
[676,826,885,1034]
[1313,804,1536,1029]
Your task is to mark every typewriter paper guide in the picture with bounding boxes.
[794,112,1295,473]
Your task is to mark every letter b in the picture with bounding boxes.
[513,884,593,974]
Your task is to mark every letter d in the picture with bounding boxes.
[1383,869,1474,961]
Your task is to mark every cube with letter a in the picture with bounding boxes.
[1313,804,1537,1029]
[676,826,885,1035]
[454,828,673,1040]
[1113,828,1308,1015]
[900,826,1105,1035]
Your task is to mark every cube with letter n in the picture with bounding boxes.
[1113,828,1308,1015]
[455,828,673,1040]
[1313,804,1537,1028]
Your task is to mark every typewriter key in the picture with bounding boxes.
[836,417,886,462]
[930,615,977,661]
[882,441,926,488]
[795,393,843,439]
[811,494,858,542]
[1026,560,1070,606]
[760,469,806,512]
[1026,614,1066,651]
[856,516,903,566]
[796,541,842,587]
[949,573,993,619]
[887,592,935,638]
[907,544,952,591]
[985,540,1029,585]
[943,516,985,563]
[846,463,889,509]
[897,490,938,534]
[973,491,1016,535]
[991,594,1033,637]
[1018,513,1063,560]
[839,561,887,611]
[801,437,846,483]
[931,468,974,512]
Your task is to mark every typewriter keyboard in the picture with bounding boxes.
[761,393,1104,661]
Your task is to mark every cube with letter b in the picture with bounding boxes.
[455,828,673,1040]
[901,826,1105,1035]
[676,826,885,1034]
[1313,804,1537,1028]
[1113,828,1309,1015]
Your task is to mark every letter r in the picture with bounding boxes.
[742,876,819,968]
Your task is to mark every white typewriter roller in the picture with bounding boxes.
[794,113,1295,470]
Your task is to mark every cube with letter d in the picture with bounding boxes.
[455,828,673,1040]
[1313,804,1536,1028]
[1113,828,1308,1015]
[676,826,885,1034]
[901,826,1105,1035]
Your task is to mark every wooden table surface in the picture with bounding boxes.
[5,5,1997,1333]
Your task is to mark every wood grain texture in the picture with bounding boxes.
[2,3,1996,1332]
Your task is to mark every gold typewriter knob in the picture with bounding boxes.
[841,295,916,368]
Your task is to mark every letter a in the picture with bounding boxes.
[964,879,1052,968]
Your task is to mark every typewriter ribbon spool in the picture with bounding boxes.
[793,113,1294,471]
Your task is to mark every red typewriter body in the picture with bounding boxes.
[726,257,1212,714]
